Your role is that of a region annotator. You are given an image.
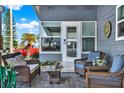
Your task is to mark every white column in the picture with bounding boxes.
[9,6,13,53]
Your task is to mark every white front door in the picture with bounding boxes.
[61,22,81,62]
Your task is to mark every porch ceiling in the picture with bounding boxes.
[33,5,97,21]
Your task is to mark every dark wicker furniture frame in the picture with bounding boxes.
[74,51,106,78]
[85,66,124,88]
[2,52,40,87]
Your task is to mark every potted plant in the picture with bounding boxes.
[93,57,107,66]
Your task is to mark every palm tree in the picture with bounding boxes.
[21,33,37,59]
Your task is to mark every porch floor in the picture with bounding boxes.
[17,72,85,88]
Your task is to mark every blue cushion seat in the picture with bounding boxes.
[75,64,85,69]
[110,55,124,73]
[87,51,100,62]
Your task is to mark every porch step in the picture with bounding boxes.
[61,62,74,72]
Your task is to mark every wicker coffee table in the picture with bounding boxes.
[47,65,62,84]
[48,70,61,84]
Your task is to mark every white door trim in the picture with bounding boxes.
[61,21,81,62]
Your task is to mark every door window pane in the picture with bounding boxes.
[41,37,61,51]
[67,41,77,57]
[82,22,95,36]
[82,38,95,52]
[67,27,76,39]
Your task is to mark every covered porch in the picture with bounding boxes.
[1,5,124,88]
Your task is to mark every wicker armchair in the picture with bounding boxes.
[2,52,40,87]
[74,51,105,78]
[85,55,124,88]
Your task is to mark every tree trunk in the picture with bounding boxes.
[26,44,31,60]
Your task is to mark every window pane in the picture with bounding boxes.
[118,5,124,21]
[82,38,95,52]
[67,41,77,57]
[41,37,61,51]
[41,22,61,36]
[118,22,124,37]
[82,22,95,36]
[67,27,76,39]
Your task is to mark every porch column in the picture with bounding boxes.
[0,6,4,65]
[9,7,13,53]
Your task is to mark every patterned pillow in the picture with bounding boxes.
[87,52,100,62]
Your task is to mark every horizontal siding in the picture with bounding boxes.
[40,5,97,21]
[39,54,62,62]
[97,5,124,62]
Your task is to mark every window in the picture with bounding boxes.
[116,5,124,41]
[67,27,76,39]
[82,22,96,53]
[41,22,61,52]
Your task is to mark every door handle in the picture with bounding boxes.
[64,39,66,44]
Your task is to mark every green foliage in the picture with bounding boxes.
[41,60,57,66]
[21,33,37,59]
[31,52,39,59]
[93,57,107,66]
[3,9,18,51]
[21,33,37,46]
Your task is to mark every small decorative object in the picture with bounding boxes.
[104,21,112,38]
[93,57,107,66]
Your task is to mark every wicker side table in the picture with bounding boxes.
[86,66,111,72]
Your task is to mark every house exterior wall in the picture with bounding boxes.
[40,5,97,21]
[97,5,124,62]
[39,54,62,62]
[39,6,97,62]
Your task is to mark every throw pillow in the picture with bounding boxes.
[110,55,124,73]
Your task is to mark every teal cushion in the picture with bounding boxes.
[75,64,85,69]
[110,55,124,73]
[87,51,100,62]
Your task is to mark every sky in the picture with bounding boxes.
[2,5,39,46]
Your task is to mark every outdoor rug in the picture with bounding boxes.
[17,72,86,88]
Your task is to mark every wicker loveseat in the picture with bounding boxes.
[85,55,124,88]
[2,52,40,87]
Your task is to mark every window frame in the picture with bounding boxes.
[116,5,124,41]
[81,21,97,54]
[39,21,97,54]
[40,21,62,53]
